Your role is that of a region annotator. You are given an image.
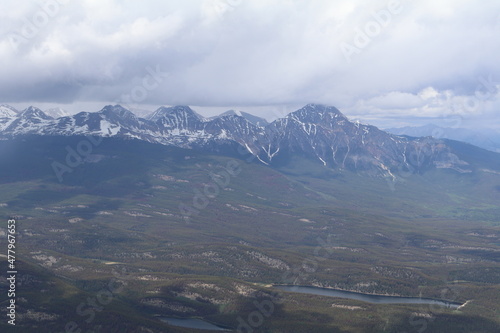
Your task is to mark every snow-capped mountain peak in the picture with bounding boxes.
[286,103,347,124]
[148,105,203,122]
[20,106,54,120]
[214,110,269,127]
[100,105,137,121]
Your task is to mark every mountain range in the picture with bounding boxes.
[0,103,496,177]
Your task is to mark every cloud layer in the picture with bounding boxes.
[0,0,498,128]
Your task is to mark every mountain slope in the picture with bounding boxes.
[0,104,18,117]
[251,104,473,177]
[0,104,19,131]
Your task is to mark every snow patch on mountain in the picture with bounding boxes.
[0,104,18,118]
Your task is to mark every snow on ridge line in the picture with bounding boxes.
[99,120,121,136]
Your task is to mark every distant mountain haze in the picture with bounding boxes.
[386,124,500,153]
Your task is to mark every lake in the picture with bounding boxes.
[158,286,463,330]
[274,285,463,308]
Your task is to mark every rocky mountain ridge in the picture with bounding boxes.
[0,103,475,177]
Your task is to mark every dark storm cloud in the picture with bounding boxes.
[0,0,498,128]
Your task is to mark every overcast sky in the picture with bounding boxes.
[0,0,499,128]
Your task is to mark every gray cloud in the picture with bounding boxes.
[0,0,498,128]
